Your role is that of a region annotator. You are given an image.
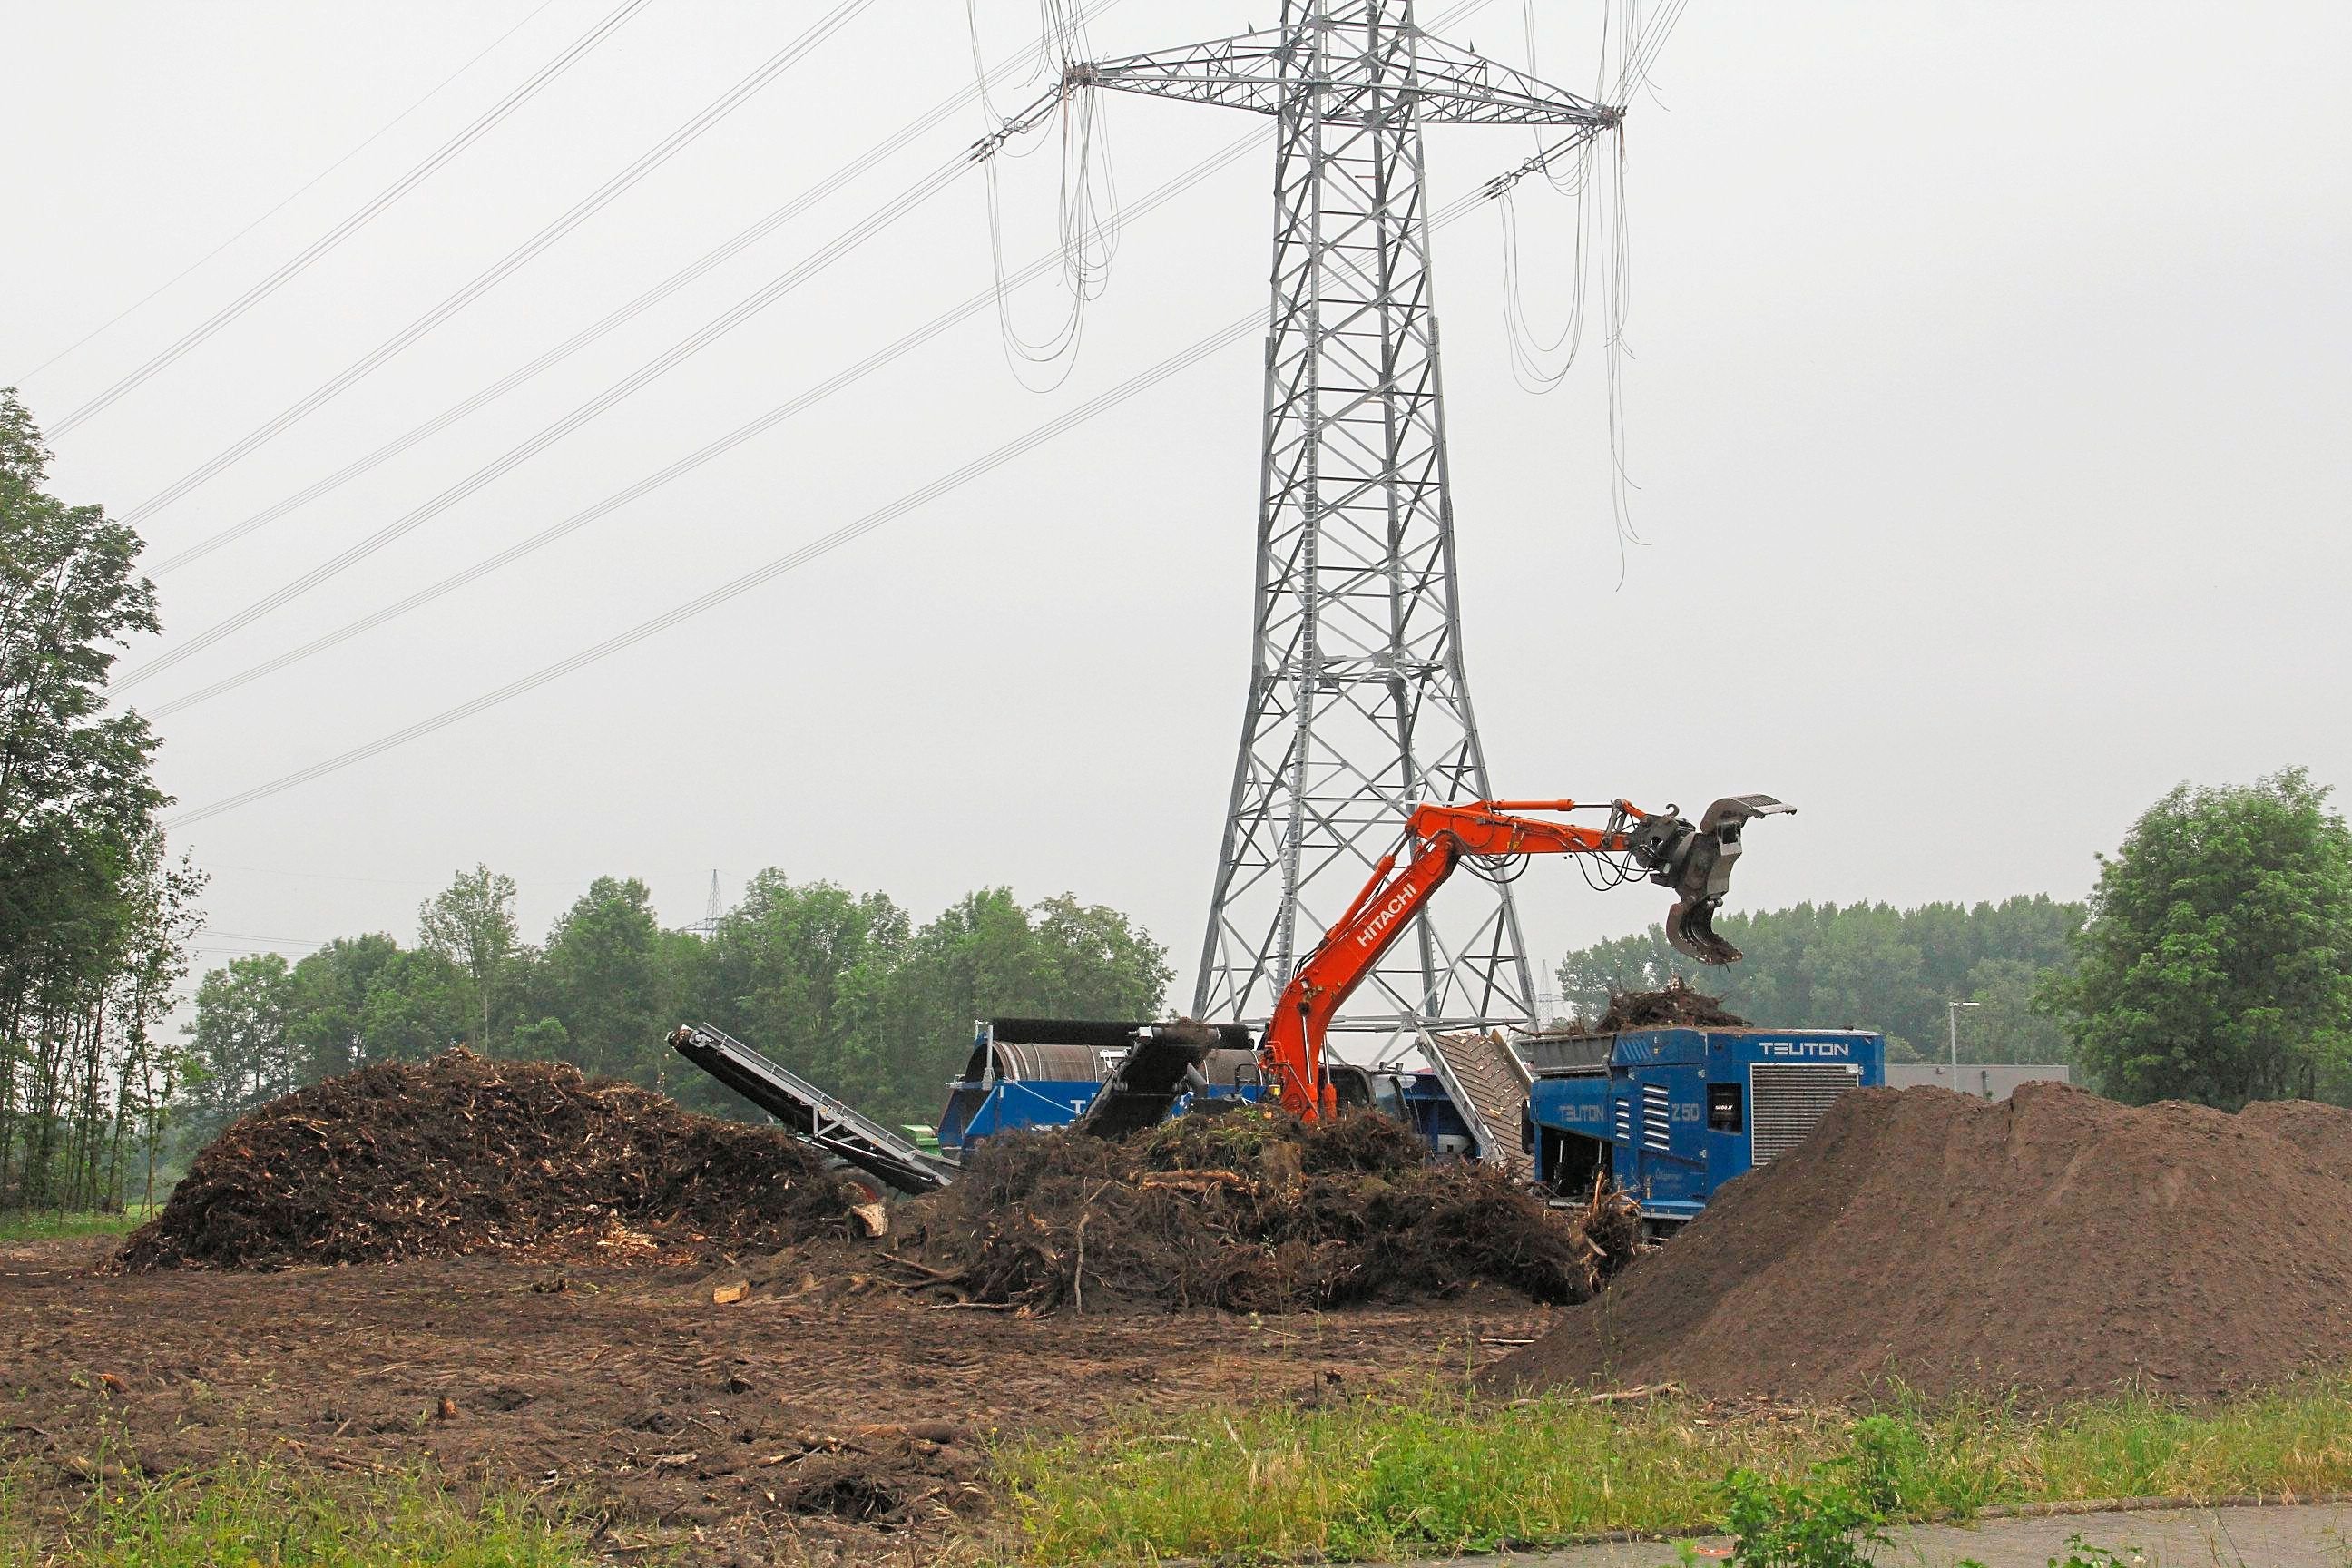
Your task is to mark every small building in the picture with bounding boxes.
[1885,1063,2072,1101]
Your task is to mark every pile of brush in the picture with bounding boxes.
[812,1106,1644,1314]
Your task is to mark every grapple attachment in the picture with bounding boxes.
[1626,795,1795,965]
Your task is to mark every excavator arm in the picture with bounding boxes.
[1259,794,1792,1118]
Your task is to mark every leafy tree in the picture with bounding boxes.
[0,389,197,1211]
[416,864,519,1050]
[181,955,294,1142]
[283,936,466,1079]
[284,935,405,1082]
[884,887,1172,1122]
[350,948,470,1063]
[0,393,162,854]
[532,877,673,1082]
[2040,769,2352,1108]
[684,878,1171,1124]
[691,872,910,1115]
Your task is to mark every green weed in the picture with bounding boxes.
[0,1209,149,1243]
[1002,1374,2352,1564]
[1710,1465,1886,1567]
[0,1456,587,1566]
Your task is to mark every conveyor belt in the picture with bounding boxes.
[669,1024,957,1194]
[1419,1028,1534,1179]
[1071,1022,1221,1140]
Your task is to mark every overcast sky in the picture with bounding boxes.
[5,1,2347,1005]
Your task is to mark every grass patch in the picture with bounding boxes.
[0,1456,590,1567]
[1000,1377,2352,1563]
[0,1209,151,1243]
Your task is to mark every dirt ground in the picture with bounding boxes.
[1491,1083,2352,1406]
[0,1234,1553,1564]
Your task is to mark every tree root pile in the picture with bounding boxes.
[1487,1083,2352,1403]
[1598,977,1749,1031]
[772,1107,1646,1315]
[761,1420,989,1526]
[117,1048,864,1270]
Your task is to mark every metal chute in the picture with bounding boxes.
[1626,795,1796,965]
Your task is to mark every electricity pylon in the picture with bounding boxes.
[693,871,721,941]
[1070,2,1619,1031]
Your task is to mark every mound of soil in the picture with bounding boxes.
[777,1107,1642,1315]
[1487,1082,2352,1404]
[1598,977,1749,1031]
[119,1048,862,1270]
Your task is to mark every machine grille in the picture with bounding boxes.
[1642,1083,1673,1152]
[1749,1063,1864,1166]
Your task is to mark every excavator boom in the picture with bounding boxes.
[1259,793,1792,1119]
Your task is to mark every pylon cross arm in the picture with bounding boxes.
[1067,23,1619,128]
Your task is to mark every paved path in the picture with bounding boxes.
[1426,1502,2352,1567]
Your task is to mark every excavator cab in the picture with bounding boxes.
[1626,795,1795,965]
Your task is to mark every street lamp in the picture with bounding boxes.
[1947,1000,1982,1073]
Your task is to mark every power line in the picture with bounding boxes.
[117,0,878,525]
[162,173,1527,830]
[165,317,1257,830]
[145,0,1130,580]
[10,1,562,386]
[192,930,334,950]
[147,127,1266,719]
[115,127,1002,691]
[142,0,1504,714]
[46,0,652,437]
[194,862,436,887]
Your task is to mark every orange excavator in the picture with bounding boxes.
[1260,795,1792,1119]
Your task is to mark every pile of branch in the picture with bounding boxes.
[1599,977,1749,1031]
[119,1048,865,1269]
[833,1108,1639,1315]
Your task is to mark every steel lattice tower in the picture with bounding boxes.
[1072,2,1618,1032]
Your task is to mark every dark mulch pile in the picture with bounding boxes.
[754,1107,1643,1316]
[1598,977,1749,1031]
[1487,1083,2352,1404]
[118,1048,862,1270]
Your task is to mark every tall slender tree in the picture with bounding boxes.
[0,388,195,1210]
[417,864,519,1051]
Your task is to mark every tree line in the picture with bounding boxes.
[1556,769,2352,1110]
[181,867,1173,1144]
[0,391,201,1214]
[1555,894,2083,1064]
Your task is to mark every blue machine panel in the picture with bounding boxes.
[937,1018,1269,1157]
[1524,1028,1885,1222]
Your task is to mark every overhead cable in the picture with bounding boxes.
[114,143,1004,691]
[119,0,877,525]
[979,0,1119,390]
[11,0,560,386]
[162,178,1510,828]
[48,0,652,436]
[148,126,1269,718]
[164,317,1259,830]
[147,0,1128,578]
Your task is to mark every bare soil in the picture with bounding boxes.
[1488,1081,2352,1405]
[0,1234,1551,1564]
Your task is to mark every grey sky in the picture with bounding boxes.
[5,2,2347,999]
